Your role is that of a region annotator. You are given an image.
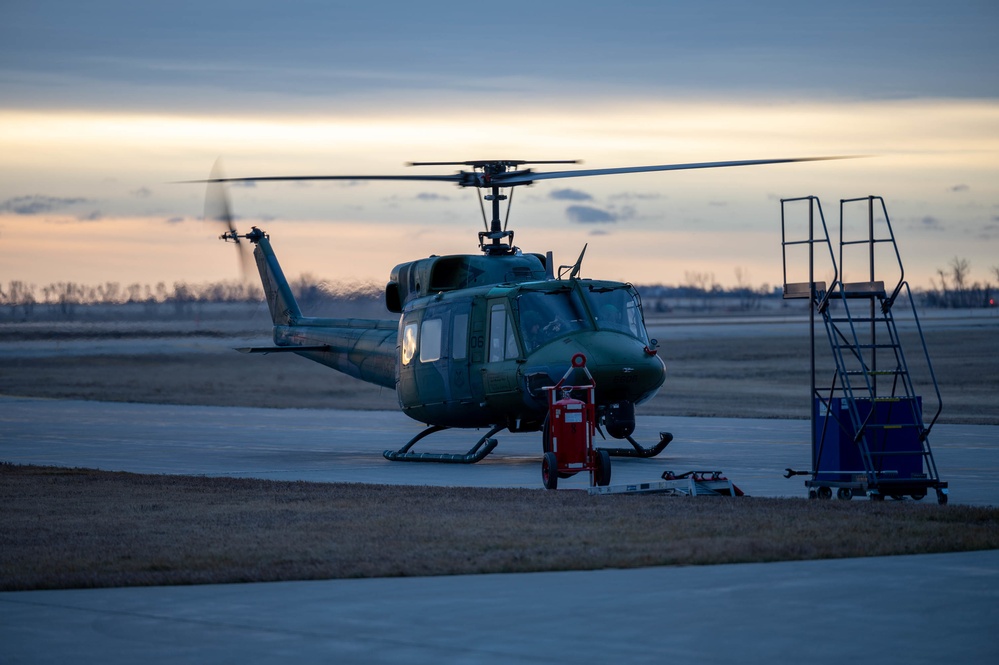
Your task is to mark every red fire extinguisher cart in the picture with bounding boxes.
[541,353,611,490]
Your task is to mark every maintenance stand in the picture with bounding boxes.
[781,196,948,504]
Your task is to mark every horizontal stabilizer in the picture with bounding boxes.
[236,345,331,354]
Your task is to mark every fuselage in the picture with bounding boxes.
[254,237,665,433]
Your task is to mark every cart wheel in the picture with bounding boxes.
[911,492,926,501]
[542,452,558,490]
[890,494,905,501]
[836,487,852,501]
[595,449,612,487]
[808,489,817,500]
[936,489,948,505]
[541,414,552,454]
[870,493,885,501]
[817,486,832,500]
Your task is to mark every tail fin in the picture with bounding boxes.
[251,232,302,325]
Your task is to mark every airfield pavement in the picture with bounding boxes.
[1,308,998,663]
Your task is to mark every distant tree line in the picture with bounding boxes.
[0,279,265,318]
[2,260,995,320]
[0,276,384,320]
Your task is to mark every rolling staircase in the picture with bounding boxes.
[781,196,948,503]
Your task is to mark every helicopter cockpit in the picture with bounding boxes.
[516,282,649,355]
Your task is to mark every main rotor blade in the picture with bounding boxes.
[493,156,856,186]
[179,155,856,189]
[182,174,465,184]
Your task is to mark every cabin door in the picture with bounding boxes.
[447,304,473,405]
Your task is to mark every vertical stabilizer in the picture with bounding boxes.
[253,234,302,325]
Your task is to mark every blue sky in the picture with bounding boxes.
[1,1,997,289]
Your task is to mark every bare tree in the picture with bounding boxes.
[734,267,759,311]
[950,257,970,291]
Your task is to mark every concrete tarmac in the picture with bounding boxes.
[2,552,997,664]
[2,395,998,663]
[2,396,997,503]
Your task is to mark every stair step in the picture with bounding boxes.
[838,281,886,298]
[784,281,826,299]
[865,449,931,456]
[843,369,905,376]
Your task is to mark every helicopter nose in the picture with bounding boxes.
[580,334,666,404]
[526,332,666,405]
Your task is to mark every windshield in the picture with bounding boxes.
[585,285,649,343]
[517,289,591,353]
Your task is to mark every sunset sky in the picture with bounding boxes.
[1,1,997,294]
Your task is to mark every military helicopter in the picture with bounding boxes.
[194,156,838,466]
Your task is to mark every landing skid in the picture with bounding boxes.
[598,431,673,458]
[383,423,503,463]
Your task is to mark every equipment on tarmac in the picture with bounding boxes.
[588,470,743,497]
[781,195,948,504]
[541,354,611,490]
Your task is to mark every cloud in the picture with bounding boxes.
[566,205,616,224]
[550,188,592,202]
[914,215,945,231]
[0,195,90,215]
[165,216,185,224]
[130,187,152,198]
[949,184,969,192]
[609,192,663,201]
[78,211,103,221]
[979,221,999,239]
[416,192,450,201]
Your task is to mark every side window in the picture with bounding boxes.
[452,313,468,360]
[504,315,518,359]
[488,303,519,362]
[420,318,442,363]
[489,305,505,362]
[402,322,418,365]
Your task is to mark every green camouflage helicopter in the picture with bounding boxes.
[197,157,835,465]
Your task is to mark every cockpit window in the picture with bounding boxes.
[517,289,591,353]
[585,285,649,343]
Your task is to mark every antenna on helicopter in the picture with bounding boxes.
[560,244,588,280]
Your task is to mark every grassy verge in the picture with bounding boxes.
[3,464,997,592]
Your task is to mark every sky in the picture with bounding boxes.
[1,0,997,294]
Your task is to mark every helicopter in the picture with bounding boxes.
[193,156,841,467]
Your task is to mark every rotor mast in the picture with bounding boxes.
[409,160,580,256]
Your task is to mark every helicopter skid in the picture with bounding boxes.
[383,423,503,464]
[598,431,673,459]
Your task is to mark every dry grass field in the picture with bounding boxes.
[1,316,996,423]
[4,464,998,592]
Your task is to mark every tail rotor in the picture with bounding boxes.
[205,158,253,280]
